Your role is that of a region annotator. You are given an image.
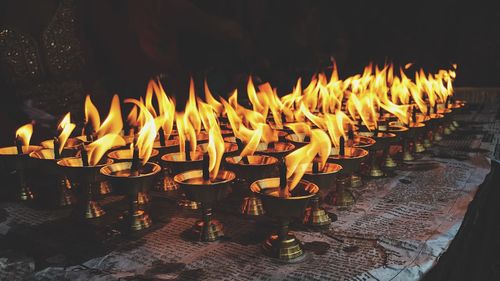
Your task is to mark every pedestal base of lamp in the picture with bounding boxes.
[443,127,452,135]
[414,142,426,153]
[434,131,443,142]
[303,207,331,228]
[19,185,34,201]
[121,210,152,231]
[350,174,363,188]
[137,191,150,206]
[262,232,305,262]
[99,181,112,195]
[368,164,385,178]
[423,139,432,149]
[383,155,398,169]
[191,219,224,242]
[325,190,355,207]
[83,200,106,219]
[240,195,265,216]
[58,178,74,207]
[178,199,200,209]
[156,175,178,192]
[402,151,415,161]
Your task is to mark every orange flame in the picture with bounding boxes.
[57,113,76,154]
[84,95,100,133]
[204,79,223,116]
[285,129,331,192]
[324,111,354,147]
[124,98,158,164]
[206,124,225,179]
[87,134,125,166]
[96,94,123,138]
[15,123,33,147]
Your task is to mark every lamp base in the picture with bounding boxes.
[240,195,265,216]
[414,141,425,153]
[178,199,200,209]
[84,200,106,219]
[350,174,363,188]
[58,178,74,207]
[19,185,34,201]
[191,219,224,242]
[262,232,305,262]
[368,164,384,178]
[443,127,452,135]
[122,210,152,231]
[383,155,397,169]
[434,132,443,142]
[156,176,178,192]
[303,208,331,228]
[402,151,415,161]
[423,138,432,149]
[99,181,112,195]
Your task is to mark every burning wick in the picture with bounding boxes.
[130,147,140,176]
[339,136,345,157]
[158,127,166,147]
[268,141,275,151]
[84,121,94,142]
[347,129,354,145]
[236,138,249,164]
[130,137,140,176]
[279,160,288,197]
[53,136,61,159]
[433,102,438,115]
[202,153,210,181]
[445,96,450,109]
[312,161,319,174]
[303,134,310,143]
[426,102,431,116]
[15,137,23,155]
[411,106,417,124]
[185,139,191,161]
[80,144,89,166]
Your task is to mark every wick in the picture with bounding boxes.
[15,137,23,155]
[427,102,431,116]
[80,144,89,166]
[130,136,140,176]
[202,153,210,181]
[348,128,354,141]
[279,160,287,197]
[312,161,319,174]
[158,127,166,146]
[411,106,417,124]
[303,134,310,142]
[268,141,275,151]
[84,122,94,142]
[339,136,345,157]
[445,96,450,108]
[236,138,249,164]
[130,147,140,176]
[53,136,61,159]
[433,102,438,114]
[185,139,191,161]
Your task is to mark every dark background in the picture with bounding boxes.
[84,0,500,102]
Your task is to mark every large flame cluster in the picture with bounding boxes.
[14,63,456,182]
